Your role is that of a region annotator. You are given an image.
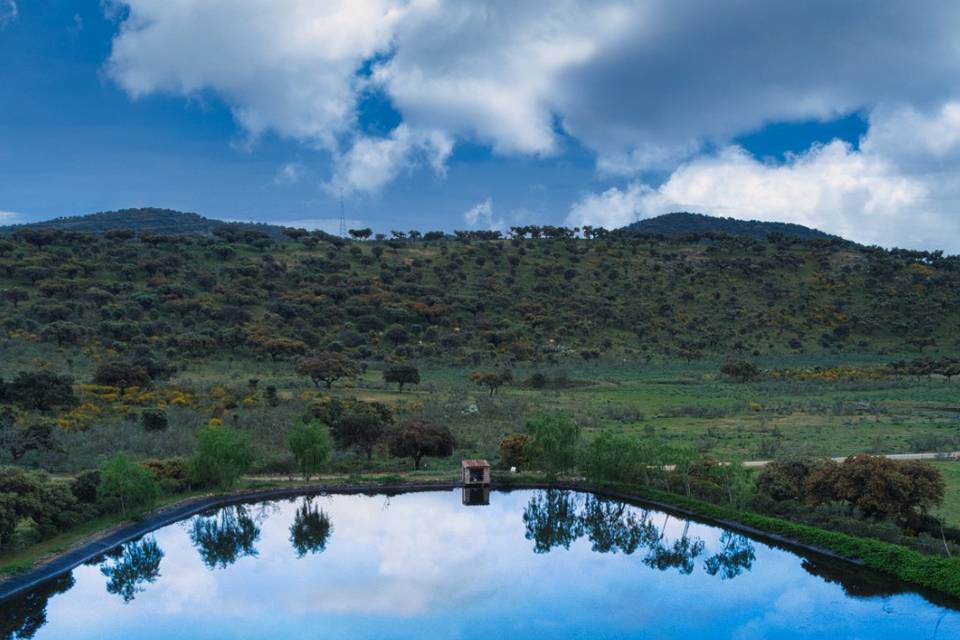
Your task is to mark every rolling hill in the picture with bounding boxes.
[618,212,843,242]
[0,207,291,239]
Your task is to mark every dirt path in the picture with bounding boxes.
[741,451,960,468]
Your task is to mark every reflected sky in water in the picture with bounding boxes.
[3,489,959,639]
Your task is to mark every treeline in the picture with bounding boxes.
[495,417,959,558]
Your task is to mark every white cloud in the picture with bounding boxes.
[103,0,960,237]
[106,0,407,148]
[567,102,960,250]
[0,1,16,27]
[0,210,18,222]
[273,162,306,185]
[462,197,503,231]
[328,124,452,195]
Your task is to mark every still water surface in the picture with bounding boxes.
[3,489,959,639]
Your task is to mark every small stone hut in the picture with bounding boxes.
[461,459,491,486]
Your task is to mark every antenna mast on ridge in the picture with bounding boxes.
[339,189,347,239]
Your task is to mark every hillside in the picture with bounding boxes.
[0,228,956,366]
[0,207,291,239]
[619,212,842,242]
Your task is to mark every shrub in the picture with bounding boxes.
[498,434,530,469]
[524,413,580,475]
[93,362,151,392]
[188,426,254,490]
[579,431,653,485]
[97,454,159,516]
[288,420,333,480]
[141,457,189,493]
[71,469,101,504]
[756,458,821,502]
[0,467,82,551]
[141,409,169,432]
[720,360,760,382]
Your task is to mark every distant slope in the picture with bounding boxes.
[618,212,844,242]
[0,207,291,239]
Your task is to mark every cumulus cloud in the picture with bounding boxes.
[462,197,503,231]
[327,125,452,195]
[568,103,960,250]
[0,210,18,222]
[103,0,960,238]
[106,0,404,147]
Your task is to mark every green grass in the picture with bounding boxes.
[934,461,960,528]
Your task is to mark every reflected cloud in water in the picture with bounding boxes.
[0,489,957,640]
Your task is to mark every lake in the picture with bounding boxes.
[2,488,959,639]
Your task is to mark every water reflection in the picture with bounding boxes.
[190,505,261,569]
[0,574,73,640]
[99,537,164,603]
[522,490,748,578]
[704,531,756,579]
[0,489,957,640]
[289,500,332,558]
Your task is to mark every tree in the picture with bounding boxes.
[295,353,359,389]
[383,324,410,346]
[71,469,101,503]
[720,360,760,382]
[4,421,60,461]
[806,454,945,521]
[288,420,332,480]
[97,454,159,516]
[499,433,530,469]
[756,458,820,502]
[326,402,392,460]
[289,500,333,557]
[348,228,372,240]
[93,362,151,393]
[187,426,254,490]
[0,467,79,551]
[1,288,29,308]
[469,369,513,395]
[5,371,77,411]
[524,414,581,475]
[383,365,420,392]
[40,321,84,347]
[387,420,455,470]
[141,409,169,432]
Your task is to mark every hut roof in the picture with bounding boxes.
[461,459,490,468]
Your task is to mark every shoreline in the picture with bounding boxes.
[1,478,958,608]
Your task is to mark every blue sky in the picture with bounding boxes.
[2,2,960,249]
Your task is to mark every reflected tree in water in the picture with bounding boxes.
[642,519,705,575]
[522,490,754,579]
[704,532,756,580]
[99,537,164,603]
[523,489,583,553]
[580,496,658,554]
[0,574,73,640]
[190,505,260,569]
[290,500,333,558]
